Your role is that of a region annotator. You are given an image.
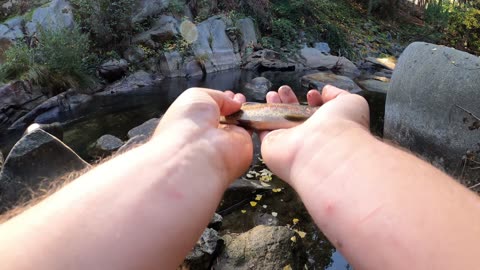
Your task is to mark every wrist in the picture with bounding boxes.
[289,120,377,191]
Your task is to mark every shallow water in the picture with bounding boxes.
[1,69,385,269]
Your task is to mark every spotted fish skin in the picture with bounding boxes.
[220,102,319,130]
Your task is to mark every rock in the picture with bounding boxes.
[98,59,129,82]
[299,47,360,78]
[242,49,299,72]
[123,46,146,66]
[26,0,75,36]
[117,135,148,154]
[0,16,24,63]
[159,51,203,78]
[0,81,47,131]
[0,129,89,212]
[208,213,223,231]
[236,18,258,55]
[385,42,480,184]
[357,79,390,95]
[103,71,163,94]
[127,118,160,139]
[192,16,241,74]
[133,15,179,48]
[181,228,222,270]
[0,150,3,170]
[213,225,307,270]
[92,135,124,156]
[26,122,64,141]
[133,0,169,23]
[365,57,397,70]
[243,77,272,101]
[314,42,331,54]
[301,72,362,93]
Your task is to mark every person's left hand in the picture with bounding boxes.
[152,88,253,185]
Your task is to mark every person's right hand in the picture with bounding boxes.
[261,85,371,190]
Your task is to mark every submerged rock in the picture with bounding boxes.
[301,72,361,93]
[0,129,89,212]
[357,79,389,95]
[209,213,223,231]
[213,225,307,270]
[385,42,480,184]
[117,135,148,154]
[243,77,272,101]
[127,118,160,139]
[91,135,124,157]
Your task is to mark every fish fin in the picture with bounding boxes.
[284,114,309,122]
[243,102,262,106]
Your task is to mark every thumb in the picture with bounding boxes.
[261,128,299,183]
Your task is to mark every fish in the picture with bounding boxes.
[220,102,319,130]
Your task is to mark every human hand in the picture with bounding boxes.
[261,85,370,188]
[152,88,253,185]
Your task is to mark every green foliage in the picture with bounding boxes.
[271,18,297,44]
[446,5,480,53]
[168,0,185,14]
[425,1,450,29]
[0,27,94,92]
[70,0,135,51]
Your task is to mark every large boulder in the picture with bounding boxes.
[236,18,258,55]
[127,118,160,139]
[301,72,362,93]
[192,16,241,73]
[299,47,360,78]
[0,129,89,212]
[132,15,179,48]
[357,79,389,95]
[25,0,75,36]
[385,42,480,184]
[213,225,307,270]
[0,81,47,131]
[243,77,272,101]
[98,59,129,83]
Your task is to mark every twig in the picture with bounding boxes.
[469,182,480,190]
[455,104,480,121]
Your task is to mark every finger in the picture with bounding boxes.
[234,93,246,103]
[307,90,323,106]
[322,85,350,103]
[261,128,295,181]
[266,91,281,103]
[224,90,235,99]
[278,85,299,104]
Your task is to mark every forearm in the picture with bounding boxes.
[292,127,480,269]
[0,136,227,269]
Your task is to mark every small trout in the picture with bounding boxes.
[220,103,319,130]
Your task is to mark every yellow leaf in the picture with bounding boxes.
[272,188,282,193]
[290,236,297,243]
[255,195,263,201]
[293,218,300,225]
[283,265,293,270]
[250,201,258,207]
[241,210,247,214]
[294,230,307,239]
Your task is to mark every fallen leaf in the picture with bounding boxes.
[290,236,297,243]
[294,230,307,238]
[263,205,268,209]
[241,210,247,214]
[255,195,263,201]
[250,201,258,207]
[283,265,293,270]
[293,218,300,225]
[272,212,278,217]
[272,188,282,193]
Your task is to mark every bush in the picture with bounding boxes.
[0,27,94,92]
[70,0,135,51]
[425,1,450,30]
[446,5,480,53]
[271,18,297,44]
